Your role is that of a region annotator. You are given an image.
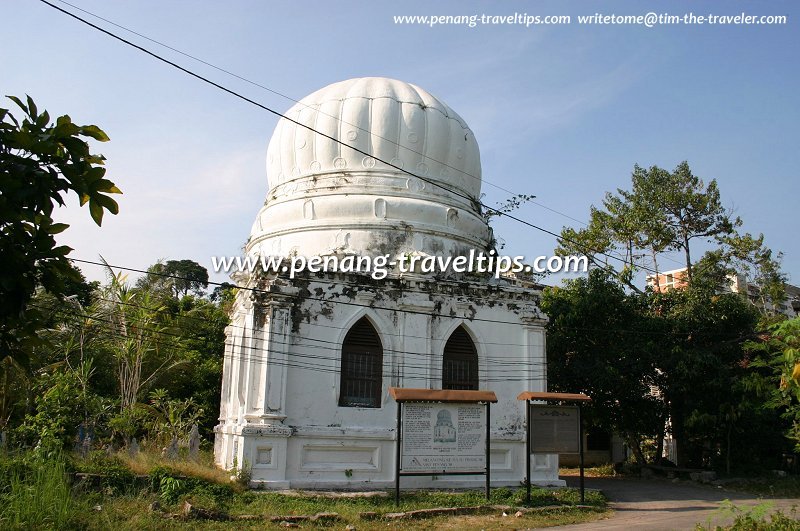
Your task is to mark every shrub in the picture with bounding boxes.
[14,371,104,454]
[0,455,78,529]
[698,499,800,530]
[74,451,138,495]
[148,465,234,508]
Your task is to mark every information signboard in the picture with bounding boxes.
[401,402,486,472]
[390,387,496,505]
[529,404,580,454]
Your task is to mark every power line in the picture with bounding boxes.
[49,286,693,381]
[39,0,661,279]
[89,294,535,350]
[71,257,551,328]
[40,295,549,368]
[34,302,547,381]
[70,257,732,348]
[53,0,663,259]
[123,260,555,319]
[33,256,749,388]
[50,0,517,198]
[73,256,706,344]
[82,295,550,365]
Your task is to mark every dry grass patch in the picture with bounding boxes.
[118,451,242,491]
[559,464,618,477]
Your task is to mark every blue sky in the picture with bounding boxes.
[2,0,798,287]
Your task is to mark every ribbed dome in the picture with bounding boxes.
[266,77,482,199]
[248,78,492,262]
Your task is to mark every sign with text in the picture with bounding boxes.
[529,404,580,454]
[401,402,486,472]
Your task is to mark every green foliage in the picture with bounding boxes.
[154,295,228,437]
[149,465,234,507]
[698,499,800,530]
[0,95,121,368]
[481,193,536,251]
[544,265,774,468]
[159,475,187,504]
[556,161,739,292]
[721,233,787,316]
[647,282,760,467]
[97,269,184,411]
[745,317,800,451]
[107,404,150,444]
[643,161,739,281]
[0,256,228,453]
[137,259,210,299]
[231,457,252,487]
[0,454,32,495]
[143,265,227,437]
[146,388,203,445]
[542,269,665,463]
[551,160,791,469]
[0,356,26,433]
[482,193,536,222]
[210,282,236,307]
[0,455,77,529]
[15,370,102,453]
[74,451,137,495]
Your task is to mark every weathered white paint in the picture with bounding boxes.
[215,78,561,488]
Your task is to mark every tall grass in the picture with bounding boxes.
[118,449,242,490]
[0,456,76,529]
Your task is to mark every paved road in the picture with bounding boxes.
[556,476,798,530]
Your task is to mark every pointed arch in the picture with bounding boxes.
[339,316,383,407]
[442,325,479,390]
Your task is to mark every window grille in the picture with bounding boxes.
[339,317,383,407]
[442,326,478,390]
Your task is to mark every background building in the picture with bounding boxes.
[214,77,560,488]
[647,267,799,318]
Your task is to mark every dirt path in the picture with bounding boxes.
[555,476,798,530]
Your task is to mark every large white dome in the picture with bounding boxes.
[248,77,491,262]
[266,77,482,199]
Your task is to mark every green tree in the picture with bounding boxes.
[655,162,738,282]
[545,267,764,469]
[721,233,787,316]
[0,95,121,367]
[617,164,676,287]
[146,388,203,445]
[137,259,209,299]
[98,270,183,411]
[648,279,759,467]
[556,161,738,290]
[210,282,236,306]
[542,269,665,464]
[552,161,786,470]
[158,295,228,437]
[746,317,800,451]
[16,369,104,453]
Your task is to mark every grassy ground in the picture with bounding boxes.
[80,489,611,530]
[118,451,242,490]
[0,450,610,529]
[558,464,618,477]
[716,475,800,498]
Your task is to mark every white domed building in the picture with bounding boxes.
[214,77,560,488]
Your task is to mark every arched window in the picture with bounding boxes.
[339,317,383,408]
[442,326,479,390]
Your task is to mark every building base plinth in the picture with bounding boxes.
[216,424,563,490]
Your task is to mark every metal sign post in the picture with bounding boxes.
[395,399,402,506]
[390,388,497,506]
[517,392,592,505]
[578,404,584,503]
[525,397,531,504]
